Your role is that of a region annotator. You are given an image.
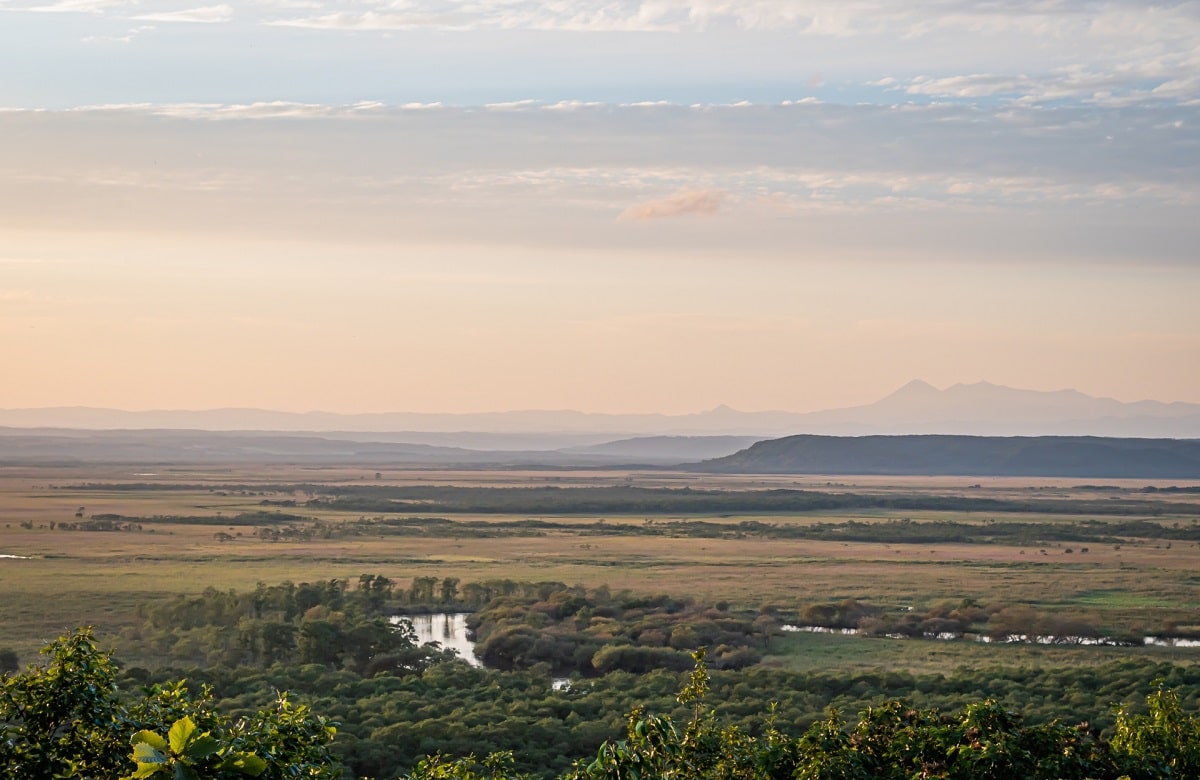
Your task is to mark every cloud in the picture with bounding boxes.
[82,23,155,43]
[265,10,457,30]
[544,100,604,111]
[252,0,322,7]
[113,101,384,119]
[618,188,726,221]
[252,0,1200,42]
[25,0,129,12]
[132,4,231,22]
[484,99,539,111]
[860,58,1200,108]
[2,100,1196,266]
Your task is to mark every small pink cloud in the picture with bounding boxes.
[618,188,726,221]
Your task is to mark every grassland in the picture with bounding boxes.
[1,465,1198,670]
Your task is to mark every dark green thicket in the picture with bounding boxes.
[5,630,1200,780]
[0,629,339,779]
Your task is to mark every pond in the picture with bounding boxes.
[392,613,483,667]
[389,614,585,688]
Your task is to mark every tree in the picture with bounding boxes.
[1111,685,1200,778]
[440,577,461,605]
[0,628,340,780]
[0,628,127,778]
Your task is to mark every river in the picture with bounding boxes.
[781,624,1200,647]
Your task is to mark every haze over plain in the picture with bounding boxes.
[2,0,1197,415]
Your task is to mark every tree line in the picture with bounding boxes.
[4,633,1200,779]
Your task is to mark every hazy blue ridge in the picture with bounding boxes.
[691,435,1200,478]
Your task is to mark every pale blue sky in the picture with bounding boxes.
[1,1,1197,413]
[4,0,1198,108]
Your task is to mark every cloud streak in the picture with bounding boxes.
[25,0,130,12]
[3,0,1198,114]
[618,188,726,221]
[132,4,232,22]
[247,0,1200,49]
[0,99,1195,268]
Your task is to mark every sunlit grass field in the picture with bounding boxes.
[1,465,1198,668]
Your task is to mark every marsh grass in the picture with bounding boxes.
[1,466,1198,668]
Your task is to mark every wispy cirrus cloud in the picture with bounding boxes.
[884,61,1200,107]
[251,0,1200,110]
[4,0,1198,114]
[82,23,155,42]
[56,100,390,117]
[256,0,1200,39]
[149,100,384,118]
[0,100,1196,271]
[132,4,232,22]
[24,0,130,13]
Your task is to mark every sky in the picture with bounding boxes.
[1,0,1198,414]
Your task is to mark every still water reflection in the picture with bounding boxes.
[393,613,482,667]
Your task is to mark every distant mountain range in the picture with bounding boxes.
[0,429,759,467]
[692,435,1200,479]
[1,381,1198,438]
[795,380,1200,437]
[4,427,1197,478]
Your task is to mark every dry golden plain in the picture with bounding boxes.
[1,465,1198,667]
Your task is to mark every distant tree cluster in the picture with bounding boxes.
[794,597,1134,644]
[467,584,772,675]
[125,576,458,673]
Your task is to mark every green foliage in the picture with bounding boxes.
[1111,685,1200,778]
[567,650,796,780]
[467,584,771,675]
[130,633,1200,780]
[404,752,534,780]
[554,652,1200,780]
[126,716,267,780]
[797,698,1111,780]
[0,629,339,780]
[7,627,1200,780]
[124,694,339,780]
[130,579,457,673]
[0,628,128,778]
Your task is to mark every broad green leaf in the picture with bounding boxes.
[131,730,169,751]
[174,763,200,780]
[133,741,168,765]
[221,752,268,777]
[168,716,198,754]
[185,735,220,760]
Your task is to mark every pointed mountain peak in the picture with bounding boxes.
[886,379,939,397]
[946,380,1004,394]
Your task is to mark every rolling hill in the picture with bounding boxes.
[691,434,1200,479]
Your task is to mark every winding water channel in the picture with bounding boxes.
[781,624,1200,647]
[390,613,1198,675]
